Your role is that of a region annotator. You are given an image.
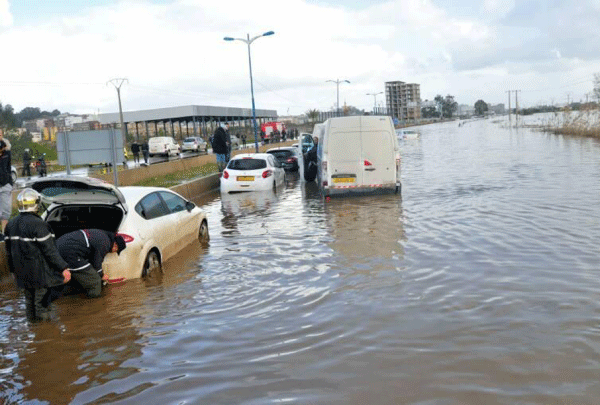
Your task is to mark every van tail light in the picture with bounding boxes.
[262,170,273,178]
[223,170,229,179]
[116,233,134,243]
[364,159,373,166]
[396,158,400,172]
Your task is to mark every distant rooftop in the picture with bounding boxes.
[97,104,278,124]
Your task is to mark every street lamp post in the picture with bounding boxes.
[367,92,383,114]
[327,79,350,117]
[224,31,275,153]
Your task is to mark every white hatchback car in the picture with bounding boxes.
[26,176,209,282]
[220,153,285,193]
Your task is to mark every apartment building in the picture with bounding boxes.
[385,81,421,122]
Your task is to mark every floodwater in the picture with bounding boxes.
[2,116,600,404]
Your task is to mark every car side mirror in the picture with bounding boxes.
[186,201,195,212]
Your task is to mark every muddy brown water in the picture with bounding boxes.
[2,117,600,404]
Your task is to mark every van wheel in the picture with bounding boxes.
[395,184,401,194]
[198,220,210,243]
[143,250,162,277]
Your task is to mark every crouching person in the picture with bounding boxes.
[56,229,126,298]
[5,188,71,322]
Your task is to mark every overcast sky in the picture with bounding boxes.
[1,0,599,116]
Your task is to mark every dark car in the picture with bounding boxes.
[266,147,300,172]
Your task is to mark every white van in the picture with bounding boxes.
[148,136,180,157]
[316,116,401,196]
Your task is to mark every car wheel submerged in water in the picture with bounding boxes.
[198,220,209,243]
[143,250,162,277]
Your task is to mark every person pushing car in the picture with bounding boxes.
[56,229,127,298]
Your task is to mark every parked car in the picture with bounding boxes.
[11,165,17,183]
[182,137,207,153]
[266,146,300,171]
[25,176,209,282]
[148,136,180,157]
[230,135,240,150]
[396,129,420,140]
[220,153,285,193]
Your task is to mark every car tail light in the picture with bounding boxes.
[286,157,296,163]
[223,170,229,179]
[262,170,273,178]
[116,233,134,243]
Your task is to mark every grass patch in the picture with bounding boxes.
[132,162,219,187]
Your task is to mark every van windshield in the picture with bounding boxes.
[184,138,197,142]
[228,159,267,170]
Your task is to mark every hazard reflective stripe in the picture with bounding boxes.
[8,233,56,242]
[332,184,384,189]
[80,229,90,248]
[70,263,92,272]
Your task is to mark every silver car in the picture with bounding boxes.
[182,137,207,153]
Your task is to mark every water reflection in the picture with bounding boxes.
[324,194,405,261]
[1,291,144,405]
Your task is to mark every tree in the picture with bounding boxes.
[0,103,16,129]
[421,105,438,118]
[474,100,488,116]
[306,109,320,123]
[435,94,458,118]
[593,73,600,103]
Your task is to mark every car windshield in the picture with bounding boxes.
[228,159,267,170]
[268,150,294,159]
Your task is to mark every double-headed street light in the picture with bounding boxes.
[224,31,275,153]
[326,79,350,117]
[366,92,383,114]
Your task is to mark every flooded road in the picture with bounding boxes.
[2,117,600,404]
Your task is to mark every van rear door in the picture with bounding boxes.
[327,131,362,186]
[361,129,396,187]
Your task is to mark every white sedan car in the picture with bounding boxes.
[27,176,209,282]
[220,153,285,193]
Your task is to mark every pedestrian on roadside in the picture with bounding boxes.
[131,141,140,165]
[212,123,229,172]
[36,154,47,177]
[57,229,127,298]
[242,134,246,148]
[0,140,13,234]
[22,148,32,177]
[141,140,149,165]
[5,188,71,322]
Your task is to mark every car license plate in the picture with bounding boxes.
[332,177,355,183]
[237,176,254,181]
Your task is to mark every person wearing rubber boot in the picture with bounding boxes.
[56,229,126,298]
[4,188,71,322]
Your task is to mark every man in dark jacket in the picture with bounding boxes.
[57,229,126,298]
[5,188,71,322]
[212,123,230,172]
[22,148,31,177]
[141,140,149,164]
[131,142,140,166]
[0,140,13,234]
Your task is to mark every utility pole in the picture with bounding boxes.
[107,78,128,183]
[107,78,128,150]
[506,90,512,126]
[515,90,521,128]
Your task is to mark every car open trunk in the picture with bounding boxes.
[26,176,128,239]
[45,205,124,239]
